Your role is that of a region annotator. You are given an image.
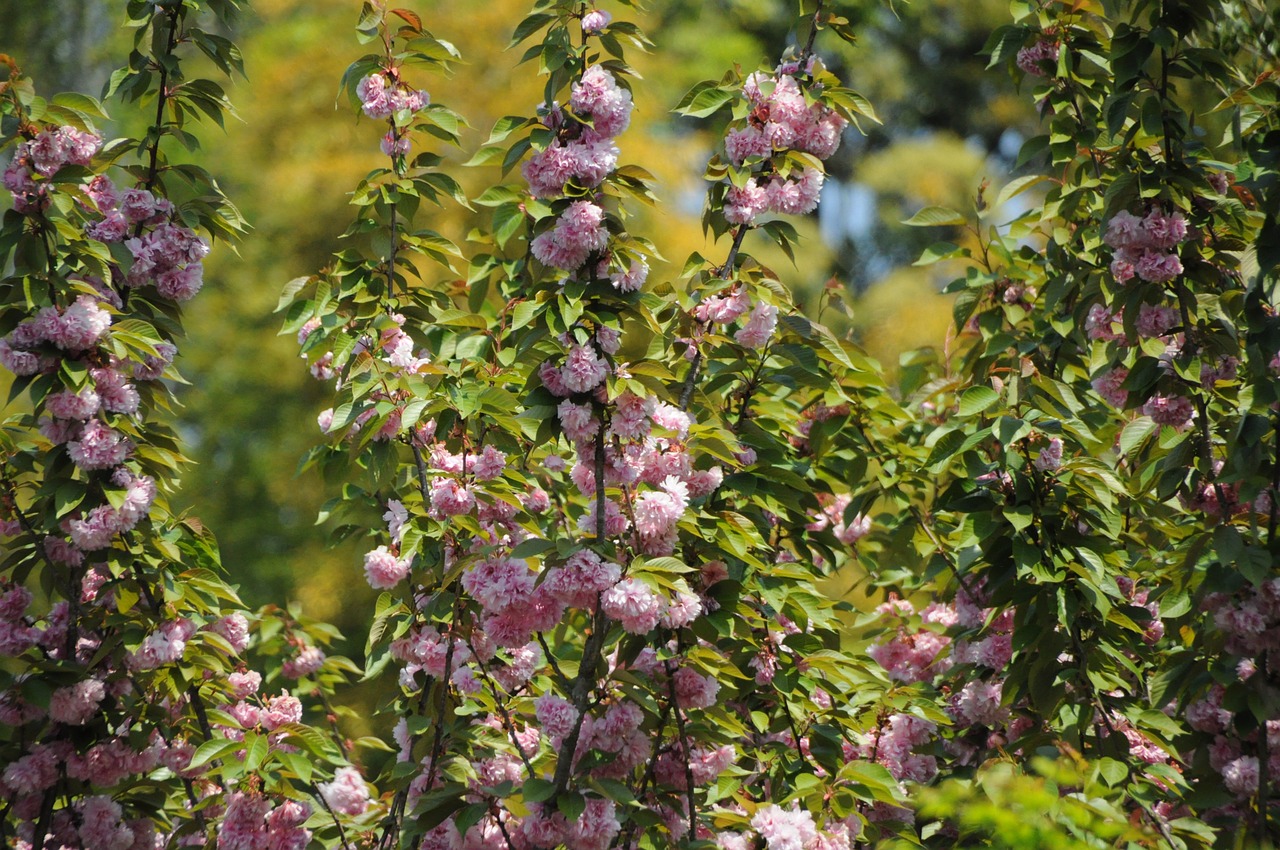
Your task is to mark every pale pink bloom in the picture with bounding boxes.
[211,613,251,655]
[764,168,824,216]
[429,477,475,518]
[695,287,752,324]
[601,577,662,634]
[633,476,689,539]
[282,644,326,679]
[49,679,106,725]
[228,671,262,699]
[261,692,303,730]
[1142,394,1194,429]
[535,693,579,743]
[651,402,692,437]
[473,445,507,481]
[384,499,409,543]
[1222,756,1259,797]
[357,73,394,119]
[462,557,535,614]
[46,387,101,420]
[1091,367,1129,408]
[950,680,1007,727]
[318,766,370,816]
[610,258,648,293]
[723,180,768,225]
[581,8,612,32]
[672,666,719,708]
[1142,207,1188,249]
[544,549,621,608]
[561,345,610,393]
[735,301,779,349]
[1136,302,1178,338]
[660,590,702,628]
[381,131,411,157]
[119,188,158,224]
[570,66,632,138]
[219,792,272,850]
[77,795,134,850]
[51,295,112,351]
[1084,303,1123,342]
[93,367,140,414]
[725,126,771,164]
[750,804,819,850]
[364,545,410,590]
[156,263,203,301]
[1016,39,1060,76]
[1034,437,1063,471]
[1136,251,1182,283]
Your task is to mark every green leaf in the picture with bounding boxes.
[902,205,968,227]
[959,386,1000,417]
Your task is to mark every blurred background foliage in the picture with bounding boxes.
[0,0,1037,705]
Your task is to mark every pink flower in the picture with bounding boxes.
[429,477,475,518]
[364,545,411,590]
[581,8,612,32]
[601,577,662,634]
[228,671,262,699]
[723,180,768,226]
[77,795,133,850]
[1141,394,1194,429]
[633,476,689,540]
[1135,250,1182,283]
[610,258,648,293]
[764,168,824,216]
[1222,756,1259,797]
[49,679,106,725]
[261,692,303,730]
[1136,302,1178,338]
[561,345,610,393]
[750,804,819,850]
[210,613,251,655]
[357,73,394,119]
[1034,437,1062,471]
[282,644,326,679]
[735,301,779,349]
[725,126,771,165]
[1142,207,1188,249]
[1016,39,1060,76]
[672,666,720,709]
[544,549,621,608]
[319,766,371,816]
[1091,367,1129,409]
[570,67,632,138]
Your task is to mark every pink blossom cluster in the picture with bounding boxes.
[581,8,611,33]
[1016,39,1060,76]
[127,618,197,670]
[724,168,825,226]
[733,73,847,163]
[81,176,211,301]
[217,792,313,850]
[806,494,871,546]
[318,766,371,816]
[1103,207,1188,286]
[282,643,327,679]
[356,72,429,121]
[308,314,431,443]
[716,68,846,227]
[2,124,101,212]
[0,294,114,376]
[0,584,42,658]
[531,200,610,270]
